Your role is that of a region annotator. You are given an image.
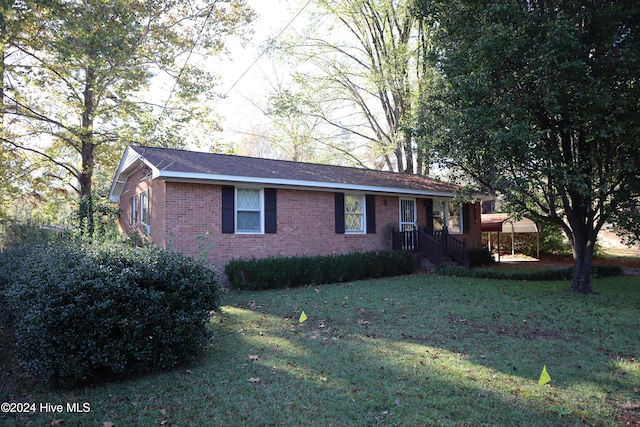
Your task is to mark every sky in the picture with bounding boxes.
[211,0,310,148]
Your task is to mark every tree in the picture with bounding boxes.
[1,0,254,231]
[0,0,37,218]
[415,0,640,293]
[278,0,435,173]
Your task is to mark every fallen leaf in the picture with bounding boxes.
[102,422,115,427]
[248,377,261,383]
[50,420,64,426]
[186,369,193,374]
[159,409,167,416]
[249,355,260,361]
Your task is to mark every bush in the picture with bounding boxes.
[0,219,69,249]
[225,250,414,291]
[467,248,495,267]
[0,241,220,388]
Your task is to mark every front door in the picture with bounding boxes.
[400,198,417,231]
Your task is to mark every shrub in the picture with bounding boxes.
[467,248,495,267]
[0,219,69,249]
[0,241,220,388]
[225,250,414,291]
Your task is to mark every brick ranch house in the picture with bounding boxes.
[109,146,484,274]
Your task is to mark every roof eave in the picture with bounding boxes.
[158,170,460,198]
[108,146,158,202]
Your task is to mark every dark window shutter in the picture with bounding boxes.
[335,193,345,234]
[463,202,472,233]
[222,186,235,233]
[264,188,277,234]
[424,198,434,234]
[366,194,376,234]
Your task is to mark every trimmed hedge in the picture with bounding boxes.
[225,250,414,291]
[0,241,220,388]
[434,264,624,281]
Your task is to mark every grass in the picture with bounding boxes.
[1,274,639,426]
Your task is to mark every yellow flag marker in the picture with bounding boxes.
[538,365,551,385]
[299,311,308,324]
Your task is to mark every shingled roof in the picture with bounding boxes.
[109,145,463,202]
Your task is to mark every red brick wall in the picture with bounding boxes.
[464,201,484,248]
[161,183,399,270]
[117,176,483,274]
[116,167,154,240]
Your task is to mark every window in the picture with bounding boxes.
[222,186,276,234]
[140,191,149,225]
[236,188,263,233]
[335,193,375,234]
[344,194,365,233]
[447,202,462,233]
[130,195,139,225]
[433,200,462,233]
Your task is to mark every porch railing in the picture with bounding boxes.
[392,227,468,268]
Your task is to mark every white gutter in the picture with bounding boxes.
[110,147,487,201]
[157,170,460,199]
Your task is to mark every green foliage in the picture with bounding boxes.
[539,223,571,256]
[466,247,494,267]
[0,241,220,388]
[225,250,414,291]
[0,219,69,249]
[2,0,256,230]
[434,264,624,281]
[415,0,640,293]
[72,189,120,240]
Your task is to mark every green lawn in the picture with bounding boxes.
[2,274,639,426]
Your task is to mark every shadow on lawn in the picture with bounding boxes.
[211,303,619,426]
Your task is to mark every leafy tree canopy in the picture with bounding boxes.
[1,0,255,229]
[415,0,640,293]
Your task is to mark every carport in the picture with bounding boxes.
[481,213,540,262]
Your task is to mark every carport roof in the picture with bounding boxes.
[481,213,538,233]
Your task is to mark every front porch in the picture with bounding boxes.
[392,227,469,268]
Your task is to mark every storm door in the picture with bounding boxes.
[400,198,416,231]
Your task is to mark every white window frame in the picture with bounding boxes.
[433,199,463,234]
[235,187,264,234]
[140,191,149,225]
[130,195,139,225]
[344,193,366,234]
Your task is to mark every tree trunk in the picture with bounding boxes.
[569,229,596,294]
[403,130,414,174]
[79,67,96,235]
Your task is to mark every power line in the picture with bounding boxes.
[214,0,313,108]
[156,2,217,126]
